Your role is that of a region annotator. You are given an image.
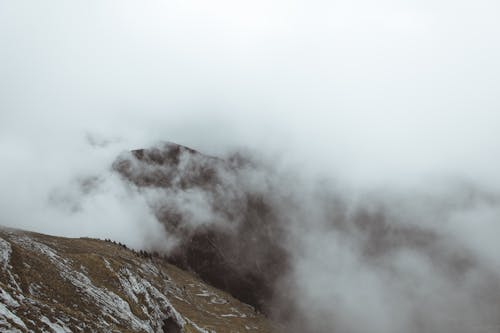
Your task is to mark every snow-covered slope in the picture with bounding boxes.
[0,227,276,332]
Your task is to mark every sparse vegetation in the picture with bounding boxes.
[0,228,278,332]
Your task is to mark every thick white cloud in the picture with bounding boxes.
[1,0,499,183]
[1,1,500,331]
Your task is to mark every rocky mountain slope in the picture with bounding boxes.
[0,227,277,332]
[112,143,290,316]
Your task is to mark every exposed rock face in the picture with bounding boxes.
[0,227,276,332]
[112,143,290,314]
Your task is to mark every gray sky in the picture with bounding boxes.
[1,1,500,331]
[1,0,499,185]
[1,0,499,236]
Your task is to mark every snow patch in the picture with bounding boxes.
[185,317,214,333]
[103,258,114,272]
[0,302,27,329]
[140,261,160,275]
[0,287,19,307]
[40,316,72,333]
[3,233,235,333]
[117,267,187,329]
[13,235,154,332]
[0,237,12,270]
[195,287,228,304]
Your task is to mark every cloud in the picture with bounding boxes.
[1,0,500,331]
[1,0,499,182]
[106,143,500,332]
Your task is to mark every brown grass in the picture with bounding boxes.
[0,228,278,332]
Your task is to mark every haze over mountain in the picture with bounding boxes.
[109,143,500,332]
[1,0,500,332]
[6,141,500,332]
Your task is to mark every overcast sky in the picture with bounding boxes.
[2,2,500,331]
[1,0,500,230]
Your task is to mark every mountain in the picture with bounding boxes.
[0,227,277,332]
[112,143,291,317]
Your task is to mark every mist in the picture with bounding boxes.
[1,0,500,332]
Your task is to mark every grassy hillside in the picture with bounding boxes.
[0,227,277,332]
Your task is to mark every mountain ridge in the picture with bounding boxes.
[112,142,290,316]
[0,226,277,332]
